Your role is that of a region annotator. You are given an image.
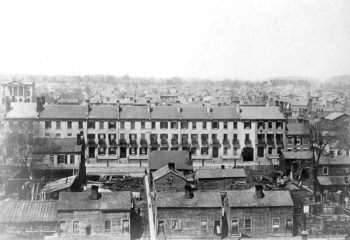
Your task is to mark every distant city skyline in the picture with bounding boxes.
[0,0,349,80]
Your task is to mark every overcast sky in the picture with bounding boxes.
[0,0,349,80]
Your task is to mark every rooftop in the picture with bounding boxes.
[119,106,149,119]
[89,105,119,119]
[211,106,240,119]
[42,175,77,193]
[155,191,222,208]
[150,106,180,120]
[149,151,193,171]
[0,201,58,223]
[317,176,350,186]
[152,164,186,181]
[240,106,285,120]
[282,151,313,160]
[39,105,87,119]
[195,168,247,179]
[226,188,294,208]
[181,106,211,120]
[319,155,350,165]
[5,103,37,119]
[325,112,349,121]
[33,138,82,154]
[58,191,131,211]
[287,122,309,135]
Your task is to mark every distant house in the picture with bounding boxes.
[152,163,188,193]
[57,98,79,105]
[225,187,294,238]
[280,150,313,180]
[154,187,224,239]
[286,122,310,152]
[148,151,193,175]
[54,187,131,240]
[0,201,58,238]
[195,167,247,191]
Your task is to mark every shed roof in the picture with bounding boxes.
[5,103,37,119]
[226,189,294,208]
[39,105,87,119]
[195,168,247,179]
[282,151,313,160]
[287,122,309,135]
[58,191,131,211]
[325,112,349,121]
[211,106,240,119]
[317,176,350,186]
[240,106,284,120]
[89,105,119,119]
[152,165,187,181]
[319,155,350,165]
[155,191,222,208]
[119,106,149,119]
[42,175,77,193]
[0,201,58,223]
[181,107,211,120]
[149,151,193,171]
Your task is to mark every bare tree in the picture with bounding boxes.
[308,119,349,201]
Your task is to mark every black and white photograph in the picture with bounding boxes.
[0,0,349,239]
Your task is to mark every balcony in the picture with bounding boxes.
[140,138,148,147]
[150,139,159,147]
[87,139,97,146]
[191,139,199,148]
[257,139,266,145]
[171,139,179,147]
[119,139,129,147]
[232,139,240,146]
[161,139,169,148]
[276,139,284,146]
[201,139,209,147]
[223,139,230,147]
[211,138,221,147]
[98,139,107,147]
[267,139,275,145]
[109,139,117,147]
[130,139,138,148]
[181,139,190,148]
[244,139,252,145]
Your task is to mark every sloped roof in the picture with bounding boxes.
[181,106,211,120]
[287,122,309,135]
[58,191,131,211]
[57,98,79,104]
[5,103,37,119]
[42,175,77,193]
[282,151,313,160]
[319,155,350,165]
[155,191,222,208]
[33,138,82,154]
[227,189,294,208]
[152,165,187,181]
[195,168,247,179]
[0,201,58,223]
[325,112,349,121]
[149,151,193,171]
[211,106,240,120]
[240,106,284,120]
[119,106,149,119]
[89,105,119,119]
[317,176,350,186]
[150,106,180,120]
[39,105,87,119]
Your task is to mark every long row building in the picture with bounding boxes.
[3,98,287,166]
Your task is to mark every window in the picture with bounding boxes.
[49,155,54,164]
[245,134,250,141]
[160,122,168,129]
[67,133,72,137]
[286,219,293,232]
[151,122,156,129]
[258,121,265,129]
[157,221,165,235]
[244,219,252,230]
[45,121,51,129]
[268,121,273,129]
[202,122,207,129]
[233,134,238,141]
[223,122,228,129]
[109,147,116,155]
[323,166,329,175]
[224,147,228,155]
[130,147,137,155]
[78,121,83,129]
[120,122,125,129]
[73,221,79,233]
[99,121,104,129]
[287,137,294,145]
[55,133,61,137]
[105,221,111,231]
[98,147,106,155]
[67,121,72,129]
[201,147,208,155]
[171,122,178,129]
[201,220,208,230]
[141,122,145,129]
[233,147,238,156]
[214,220,221,236]
[70,155,75,164]
[108,121,116,129]
[88,121,95,129]
[223,134,228,141]
[272,218,280,229]
[192,122,197,129]
[181,121,188,129]
[122,220,129,233]
[244,122,251,129]
[131,122,135,129]
[212,121,219,129]
[268,147,273,154]
[233,122,237,129]
[59,221,66,234]
[276,121,283,129]
[231,219,239,235]
[171,220,181,230]
[45,132,50,137]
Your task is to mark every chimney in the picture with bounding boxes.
[220,191,227,205]
[41,96,45,106]
[221,165,225,169]
[255,185,265,199]
[177,106,182,114]
[206,105,212,114]
[77,133,82,145]
[5,97,11,113]
[91,185,100,200]
[184,184,194,199]
[36,97,43,113]
[168,162,175,171]
[77,133,87,188]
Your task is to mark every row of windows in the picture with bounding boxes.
[40,120,284,130]
[59,220,129,234]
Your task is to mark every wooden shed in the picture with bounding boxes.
[152,163,188,192]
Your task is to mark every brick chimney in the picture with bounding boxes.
[91,185,100,200]
[36,96,44,113]
[255,185,265,199]
[168,162,175,171]
[184,184,194,199]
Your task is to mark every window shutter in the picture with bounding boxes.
[64,155,68,164]
[178,220,182,230]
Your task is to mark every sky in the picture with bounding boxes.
[0,0,349,80]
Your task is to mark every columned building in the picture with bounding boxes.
[0,79,35,104]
